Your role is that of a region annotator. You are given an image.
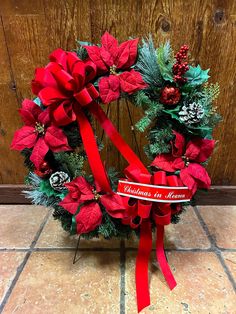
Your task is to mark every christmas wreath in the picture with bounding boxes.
[11,32,221,312]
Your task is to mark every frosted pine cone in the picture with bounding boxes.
[49,171,70,191]
[179,102,204,125]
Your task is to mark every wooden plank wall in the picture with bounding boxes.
[0,0,235,185]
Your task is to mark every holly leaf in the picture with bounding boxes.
[44,126,71,152]
[116,38,139,69]
[75,202,102,234]
[184,65,210,86]
[30,137,49,168]
[99,75,120,104]
[119,70,147,94]
[11,126,37,151]
[100,193,126,218]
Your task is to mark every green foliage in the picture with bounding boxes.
[135,36,163,86]
[156,41,174,82]
[144,121,174,159]
[184,65,210,86]
[132,91,164,132]
[39,179,66,199]
[21,149,34,171]
[63,123,82,148]
[54,152,85,178]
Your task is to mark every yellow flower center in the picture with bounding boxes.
[109,65,117,75]
[35,122,45,135]
[92,189,101,201]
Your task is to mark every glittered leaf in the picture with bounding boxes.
[119,70,147,94]
[76,202,102,234]
[100,193,126,218]
[44,126,71,152]
[30,137,49,168]
[184,65,210,86]
[99,75,120,104]
[11,126,37,151]
[116,38,139,69]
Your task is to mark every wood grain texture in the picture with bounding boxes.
[0,0,235,184]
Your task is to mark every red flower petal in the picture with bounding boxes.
[100,31,119,66]
[44,125,71,152]
[99,75,120,104]
[100,193,126,218]
[186,138,215,163]
[11,126,37,151]
[172,131,185,157]
[76,202,102,234]
[83,45,108,73]
[21,99,42,121]
[38,109,51,126]
[179,167,197,194]
[151,154,184,172]
[119,70,147,94]
[74,176,94,197]
[30,137,49,168]
[116,38,139,69]
[59,193,83,215]
[180,163,211,195]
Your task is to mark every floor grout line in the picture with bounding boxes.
[0,210,51,313]
[120,240,126,314]
[193,205,236,292]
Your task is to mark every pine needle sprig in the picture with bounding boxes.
[135,36,163,86]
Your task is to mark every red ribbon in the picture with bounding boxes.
[121,165,180,312]
[40,50,183,312]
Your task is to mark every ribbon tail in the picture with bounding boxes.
[156,225,177,290]
[136,220,152,312]
[76,107,112,194]
[89,102,149,175]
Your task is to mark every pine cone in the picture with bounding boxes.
[49,171,70,191]
[179,102,204,125]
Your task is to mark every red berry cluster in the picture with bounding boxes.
[173,45,189,84]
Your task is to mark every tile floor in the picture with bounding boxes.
[0,205,235,313]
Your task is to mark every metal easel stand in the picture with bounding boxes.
[72,235,81,264]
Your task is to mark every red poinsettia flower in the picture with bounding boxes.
[31,48,97,126]
[84,32,148,103]
[11,99,71,168]
[59,176,126,234]
[151,131,215,194]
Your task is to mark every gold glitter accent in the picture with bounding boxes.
[35,122,45,135]
[92,189,101,201]
[109,65,117,75]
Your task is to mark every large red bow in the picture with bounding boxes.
[32,48,113,194]
[122,164,183,312]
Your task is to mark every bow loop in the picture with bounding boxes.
[137,200,152,219]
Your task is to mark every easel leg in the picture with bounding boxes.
[73,235,81,264]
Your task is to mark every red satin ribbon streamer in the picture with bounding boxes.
[89,101,148,175]
[75,106,112,194]
[136,220,152,313]
[87,102,179,312]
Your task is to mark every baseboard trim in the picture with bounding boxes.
[0,184,235,205]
